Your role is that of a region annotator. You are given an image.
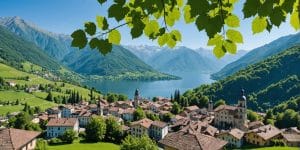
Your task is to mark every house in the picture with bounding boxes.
[184,105,200,113]
[244,124,282,146]
[60,105,74,118]
[7,81,16,87]
[282,133,300,147]
[114,101,133,109]
[159,128,227,150]
[70,109,92,127]
[0,128,41,150]
[46,107,61,118]
[149,103,162,113]
[46,118,79,138]
[122,108,135,121]
[130,118,153,137]
[248,121,264,130]
[217,128,245,148]
[149,121,168,141]
[214,90,248,130]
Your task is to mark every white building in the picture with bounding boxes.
[122,108,135,122]
[149,121,168,141]
[217,128,245,148]
[130,118,153,137]
[46,118,79,138]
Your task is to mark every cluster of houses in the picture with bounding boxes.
[1,89,300,150]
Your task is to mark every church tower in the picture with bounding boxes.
[208,99,213,112]
[134,89,140,108]
[237,89,247,128]
[97,100,103,116]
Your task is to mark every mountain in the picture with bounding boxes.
[183,45,300,111]
[146,46,216,74]
[211,32,300,80]
[126,45,247,75]
[195,48,247,71]
[61,46,179,80]
[0,16,177,80]
[0,16,71,60]
[0,25,82,82]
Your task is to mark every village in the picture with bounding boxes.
[0,88,299,150]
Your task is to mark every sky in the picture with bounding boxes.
[0,0,298,51]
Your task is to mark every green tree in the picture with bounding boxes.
[60,129,76,144]
[105,116,122,143]
[120,135,158,150]
[247,110,258,122]
[107,93,118,103]
[35,139,48,150]
[85,116,107,142]
[118,94,128,101]
[46,92,53,102]
[161,112,173,123]
[71,0,299,58]
[275,109,299,128]
[133,107,146,121]
[171,102,181,115]
[214,99,226,108]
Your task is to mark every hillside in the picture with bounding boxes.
[185,45,300,111]
[0,16,178,81]
[126,45,247,74]
[211,32,300,80]
[0,16,71,60]
[0,63,101,115]
[0,25,83,83]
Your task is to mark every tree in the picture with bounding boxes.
[71,0,299,59]
[46,92,53,102]
[118,94,128,101]
[214,99,226,108]
[120,135,158,150]
[275,109,299,128]
[133,107,146,121]
[107,93,118,103]
[85,116,106,142]
[247,110,258,122]
[171,102,181,115]
[60,129,76,144]
[35,139,48,150]
[105,116,123,143]
[161,112,173,123]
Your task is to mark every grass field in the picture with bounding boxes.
[48,141,120,150]
[0,63,101,115]
[250,147,300,150]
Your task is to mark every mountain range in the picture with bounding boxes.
[0,16,178,81]
[211,32,300,80]
[126,45,247,75]
[185,45,300,111]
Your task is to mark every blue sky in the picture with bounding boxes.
[0,0,298,50]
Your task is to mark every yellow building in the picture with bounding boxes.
[244,124,282,146]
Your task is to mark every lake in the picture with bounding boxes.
[83,71,215,99]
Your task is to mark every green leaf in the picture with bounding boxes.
[207,34,223,46]
[258,0,274,16]
[131,20,145,39]
[281,0,296,13]
[170,30,181,41]
[167,38,176,48]
[183,5,195,24]
[243,0,261,18]
[144,20,159,37]
[97,0,107,5]
[225,15,240,27]
[226,29,243,43]
[223,40,237,54]
[98,39,112,55]
[187,0,209,18]
[252,16,267,34]
[71,29,87,49]
[269,7,285,27]
[108,4,129,22]
[158,33,170,46]
[108,30,121,44]
[96,16,108,30]
[213,43,225,59]
[290,10,300,30]
[84,22,96,36]
[89,38,100,49]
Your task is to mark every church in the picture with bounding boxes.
[212,89,248,131]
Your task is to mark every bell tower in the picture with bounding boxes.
[134,89,140,108]
[97,100,103,116]
[208,99,213,112]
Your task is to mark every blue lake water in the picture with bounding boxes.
[83,71,214,99]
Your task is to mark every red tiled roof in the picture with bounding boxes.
[214,105,237,112]
[0,128,41,150]
[131,118,153,129]
[248,124,281,140]
[46,118,78,127]
[151,121,167,128]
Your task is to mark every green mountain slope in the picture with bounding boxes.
[185,45,300,111]
[0,16,177,81]
[211,32,300,80]
[62,46,179,80]
[0,25,82,83]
